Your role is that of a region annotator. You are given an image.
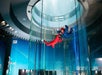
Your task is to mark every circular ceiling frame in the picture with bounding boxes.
[27,0,86,30]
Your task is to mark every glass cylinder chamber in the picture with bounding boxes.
[28,0,91,75]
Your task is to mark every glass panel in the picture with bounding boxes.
[28,0,90,75]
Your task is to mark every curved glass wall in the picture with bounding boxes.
[31,0,83,29]
[28,0,90,75]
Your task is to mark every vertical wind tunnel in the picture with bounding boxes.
[29,0,90,75]
[1,0,92,75]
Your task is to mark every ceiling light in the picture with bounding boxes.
[11,28,14,31]
[6,24,9,27]
[9,27,12,30]
[14,31,17,33]
[1,21,6,25]
[9,27,14,31]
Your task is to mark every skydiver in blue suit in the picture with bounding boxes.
[57,25,73,38]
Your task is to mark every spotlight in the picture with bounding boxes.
[14,31,17,33]
[6,24,9,27]
[11,28,14,31]
[9,27,12,30]
[1,21,6,25]
[9,27,14,31]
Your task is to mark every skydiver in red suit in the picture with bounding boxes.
[44,25,73,48]
[44,33,63,48]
